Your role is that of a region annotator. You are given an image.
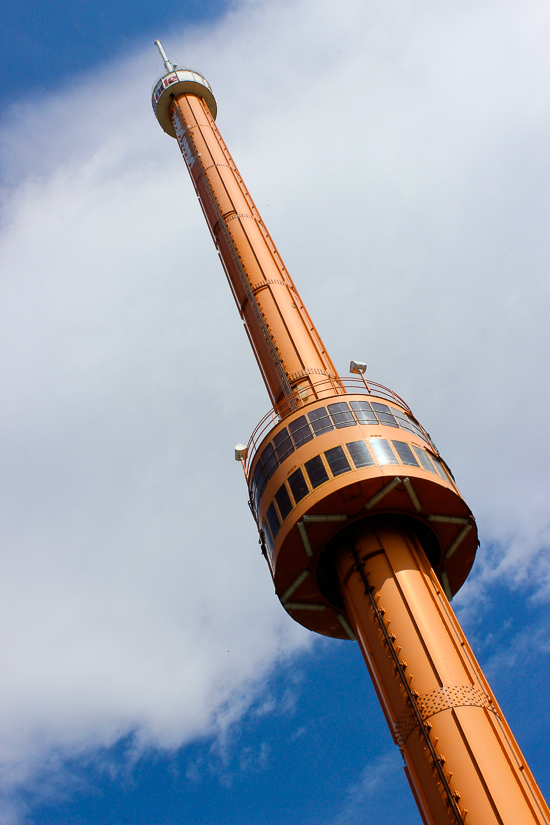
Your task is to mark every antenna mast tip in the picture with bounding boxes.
[154,39,174,73]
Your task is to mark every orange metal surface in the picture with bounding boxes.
[168,92,342,412]
[336,520,550,825]
[152,57,550,825]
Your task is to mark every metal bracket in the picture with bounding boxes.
[280,569,310,604]
[445,524,472,559]
[337,613,357,641]
[297,515,347,558]
[365,477,401,510]
[440,570,453,601]
[402,477,422,512]
[427,515,473,560]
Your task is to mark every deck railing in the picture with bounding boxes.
[244,376,418,475]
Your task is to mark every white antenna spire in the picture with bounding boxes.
[154,40,174,73]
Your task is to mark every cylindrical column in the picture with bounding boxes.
[167,91,342,412]
[335,519,550,825]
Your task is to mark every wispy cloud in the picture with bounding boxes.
[327,751,403,825]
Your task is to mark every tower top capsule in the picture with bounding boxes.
[152,40,217,137]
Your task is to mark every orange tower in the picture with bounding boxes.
[152,42,550,825]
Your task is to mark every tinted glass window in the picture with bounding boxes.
[261,443,278,480]
[289,415,313,448]
[369,438,398,465]
[273,428,294,463]
[307,407,334,435]
[346,440,375,468]
[304,455,329,489]
[405,413,426,440]
[392,407,416,433]
[263,520,274,557]
[328,402,356,428]
[266,501,280,540]
[432,456,450,481]
[253,461,267,510]
[412,446,436,473]
[392,440,420,466]
[288,468,309,504]
[275,483,293,521]
[350,400,378,424]
[325,445,351,476]
[372,402,398,427]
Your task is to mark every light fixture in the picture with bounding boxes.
[234,443,248,461]
[349,360,367,374]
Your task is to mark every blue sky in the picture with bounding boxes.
[0,0,227,106]
[2,1,550,823]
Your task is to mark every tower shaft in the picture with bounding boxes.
[170,92,341,412]
[152,53,550,825]
[336,520,549,824]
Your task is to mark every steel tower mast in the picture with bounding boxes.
[152,42,550,825]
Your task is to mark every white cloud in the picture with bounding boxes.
[2,0,550,818]
[327,750,406,825]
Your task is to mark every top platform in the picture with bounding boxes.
[152,69,217,137]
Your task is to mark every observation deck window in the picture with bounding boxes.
[432,456,450,482]
[412,446,436,473]
[346,440,375,468]
[392,441,420,466]
[261,442,279,480]
[288,468,309,504]
[411,425,426,442]
[325,445,351,476]
[304,455,329,489]
[307,407,334,435]
[408,417,426,440]
[266,501,280,540]
[275,482,293,521]
[263,521,274,556]
[289,415,314,448]
[249,395,436,514]
[369,438,398,465]
[260,436,454,550]
[253,462,267,511]
[273,428,294,463]
[350,400,378,424]
[391,407,416,433]
[395,408,426,439]
[328,402,356,428]
[372,403,398,427]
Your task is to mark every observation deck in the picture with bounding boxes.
[240,377,478,640]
